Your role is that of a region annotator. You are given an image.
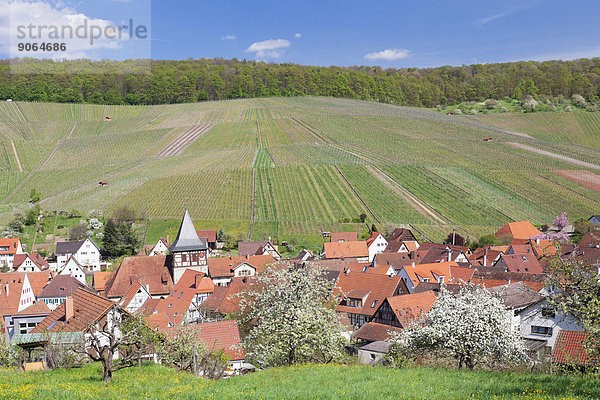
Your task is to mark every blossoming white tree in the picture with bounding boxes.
[389,285,527,369]
[241,264,346,367]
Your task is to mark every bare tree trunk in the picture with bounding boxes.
[103,359,112,383]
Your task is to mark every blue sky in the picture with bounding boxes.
[2,0,600,67]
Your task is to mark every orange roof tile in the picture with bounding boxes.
[15,300,50,315]
[324,241,369,259]
[331,232,359,243]
[386,291,436,326]
[401,262,457,287]
[335,272,403,317]
[552,330,595,365]
[32,289,116,333]
[0,238,20,255]
[208,255,275,278]
[495,221,541,241]
[104,256,173,298]
[93,271,114,293]
[160,320,245,360]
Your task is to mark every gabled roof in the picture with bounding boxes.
[149,270,206,328]
[471,270,546,291]
[0,238,20,255]
[387,228,416,243]
[238,240,278,258]
[169,210,207,252]
[208,255,275,278]
[104,256,174,298]
[201,277,253,315]
[495,221,541,241]
[401,262,457,287]
[352,322,403,342]
[119,282,149,308]
[55,238,99,255]
[552,330,595,365]
[366,232,386,248]
[160,320,245,360]
[330,232,358,243]
[324,241,369,259]
[497,254,544,274]
[31,289,117,333]
[13,253,49,270]
[335,272,403,317]
[579,231,600,248]
[196,230,217,243]
[38,275,86,299]
[374,252,419,269]
[386,291,436,326]
[468,246,503,267]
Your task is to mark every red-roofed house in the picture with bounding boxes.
[148,270,215,328]
[4,301,50,340]
[0,238,24,269]
[119,282,152,314]
[335,272,405,329]
[196,230,218,250]
[494,254,544,274]
[397,262,457,293]
[104,256,174,300]
[330,232,358,243]
[160,320,245,371]
[552,330,596,366]
[0,273,36,331]
[352,322,403,343]
[324,241,369,262]
[12,253,49,273]
[372,291,437,327]
[207,255,275,286]
[238,240,281,260]
[495,221,541,242]
[366,232,388,262]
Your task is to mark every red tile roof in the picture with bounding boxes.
[104,256,173,298]
[160,320,245,360]
[93,271,114,293]
[148,270,212,328]
[324,241,368,259]
[32,289,117,333]
[201,277,255,316]
[330,232,359,243]
[335,272,403,317]
[580,232,600,248]
[387,228,416,243]
[13,253,49,270]
[495,221,541,241]
[196,230,217,243]
[352,322,403,342]
[38,275,86,299]
[498,254,544,274]
[365,232,383,247]
[0,238,20,255]
[402,262,457,287]
[552,330,596,365]
[208,255,275,278]
[386,291,436,326]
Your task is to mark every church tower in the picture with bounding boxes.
[168,210,208,284]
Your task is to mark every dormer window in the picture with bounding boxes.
[371,300,378,308]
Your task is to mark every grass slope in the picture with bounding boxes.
[1,363,600,400]
[0,97,599,247]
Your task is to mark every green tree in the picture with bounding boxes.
[29,188,41,204]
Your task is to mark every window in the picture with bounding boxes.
[348,298,362,308]
[541,307,556,318]
[371,300,378,308]
[531,326,553,336]
[168,304,172,308]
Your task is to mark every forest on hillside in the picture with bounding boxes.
[1,57,600,107]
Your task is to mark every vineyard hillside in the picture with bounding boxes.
[0,97,599,245]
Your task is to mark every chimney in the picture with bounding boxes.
[65,297,74,320]
[483,248,488,266]
[447,247,452,262]
[536,238,540,245]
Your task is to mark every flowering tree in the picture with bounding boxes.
[388,285,527,370]
[241,264,346,367]
[532,212,570,243]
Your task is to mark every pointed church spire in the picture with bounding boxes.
[169,210,207,252]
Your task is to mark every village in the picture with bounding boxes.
[1,208,598,376]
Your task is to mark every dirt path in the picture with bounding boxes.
[10,141,22,172]
[506,142,600,171]
[366,165,446,225]
[156,124,213,157]
[334,165,380,224]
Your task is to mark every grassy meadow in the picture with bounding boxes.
[0,97,599,249]
[1,363,600,400]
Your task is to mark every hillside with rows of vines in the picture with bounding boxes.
[0,97,599,244]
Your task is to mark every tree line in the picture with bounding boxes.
[1,57,600,107]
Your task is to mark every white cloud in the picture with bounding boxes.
[221,34,236,41]
[246,38,290,59]
[2,0,144,60]
[364,48,411,61]
[294,33,301,38]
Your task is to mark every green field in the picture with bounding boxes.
[1,363,599,399]
[0,98,599,247]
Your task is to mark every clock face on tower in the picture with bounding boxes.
[199,251,205,259]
